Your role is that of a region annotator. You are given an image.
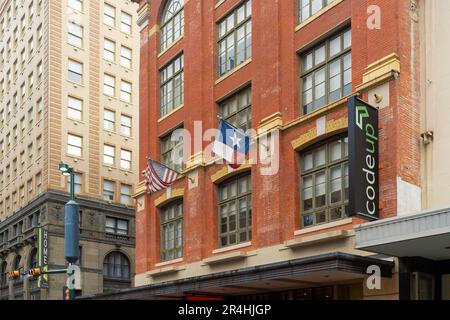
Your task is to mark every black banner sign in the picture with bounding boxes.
[348,96,379,220]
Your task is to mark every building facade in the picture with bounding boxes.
[355,0,450,300]
[0,0,139,299]
[105,0,428,300]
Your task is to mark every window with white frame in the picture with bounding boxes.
[105,217,128,235]
[120,11,132,34]
[103,109,115,131]
[68,59,83,84]
[298,0,337,23]
[120,80,132,102]
[160,0,184,51]
[120,115,131,136]
[67,173,82,194]
[68,0,83,12]
[68,23,83,48]
[120,46,132,68]
[68,96,82,120]
[120,184,132,205]
[104,3,116,27]
[104,38,115,61]
[103,144,115,165]
[67,134,82,157]
[160,54,184,117]
[120,149,131,170]
[103,180,115,201]
[103,74,115,96]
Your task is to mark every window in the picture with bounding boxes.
[37,61,43,83]
[27,143,33,164]
[219,87,252,131]
[27,179,33,199]
[217,0,252,77]
[19,186,25,207]
[103,180,115,201]
[36,172,42,193]
[29,248,38,269]
[67,134,82,157]
[103,109,115,131]
[105,217,128,235]
[1,261,7,286]
[120,46,132,68]
[103,74,115,96]
[28,36,34,56]
[298,0,336,23]
[36,98,43,120]
[68,23,83,47]
[300,136,349,227]
[160,54,184,117]
[120,11,132,34]
[120,184,132,205]
[103,144,115,165]
[120,80,132,102]
[301,28,351,115]
[103,38,115,61]
[120,149,131,170]
[68,59,83,84]
[120,115,131,136]
[37,24,43,47]
[104,3,116,27]
[28,1,35,23]
[67,173,82,194]
[160,201,183,261]
[68,0,83,12]
[161,128,184,172]
[28,72,34,93]
[36,135,42,157]
[103,252,130,279]
[68,96,82,120]
[160,0,184,51]
[218,174,252,247]
[28,107,34,129]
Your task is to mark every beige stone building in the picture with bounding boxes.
[0,0,139,299]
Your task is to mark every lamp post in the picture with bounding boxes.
[59,162,80,300]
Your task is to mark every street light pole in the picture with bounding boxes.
[59,162,80,300]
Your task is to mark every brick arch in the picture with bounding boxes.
[291,117,348,152]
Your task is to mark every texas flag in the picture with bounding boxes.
[213,120,251,169]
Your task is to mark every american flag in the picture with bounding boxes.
[144,159,180,194]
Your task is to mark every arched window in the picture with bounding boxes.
[160,0,184,51]
[29,248,38,269]
[218,173,252,248]
[103,251,130,279]
[299,136,349,228]
[13,255,21,284]
[0,261,7,286]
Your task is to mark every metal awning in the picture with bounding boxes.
[355,207,450,261]
[80,252,393,300]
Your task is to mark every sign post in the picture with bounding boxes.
[348,96,379,221]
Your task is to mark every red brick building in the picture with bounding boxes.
[128,0,421,300]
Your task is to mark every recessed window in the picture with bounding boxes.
[160,0,184,51]
[67,173,82,194]
[301,28,351,115]
[103,74,115,96]
[120,114,131,136]
[103,251,130,279]
[103,144,115,166]
[68,96,83,120]
[120,149,131,170]
[104,3,116,27]
[68,59,83,84]
[120,80,132,102]
[218,174,252,247]
[106,217,128,235]
[161,128,184,172]
[103,180,115,201]
[160,54,184,117]
[67,133,82,157]
[104,38,116,62]
[300,136,349,228]
[68,23,83,47]
[120,11,132,34]
[219,87,252,131]
[160,201,183,262]
[103,109,115,131]
[120,46,132,68]
[68,0,83,12]
[217,0,252,77]
[298,0,337,23]
[120,184,132,205]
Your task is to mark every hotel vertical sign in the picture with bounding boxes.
[348,96,379,220]
[38,227,49,288]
